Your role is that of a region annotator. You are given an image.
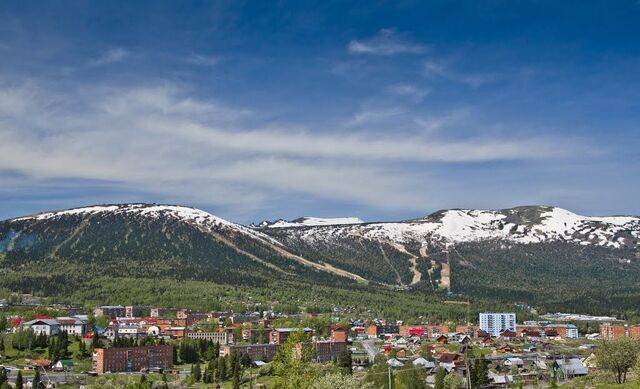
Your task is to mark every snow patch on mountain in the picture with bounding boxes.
[267,216,364,228]
[271,207,639,249]
[12,204,282,244]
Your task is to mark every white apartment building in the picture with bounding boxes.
[479,312,516,337]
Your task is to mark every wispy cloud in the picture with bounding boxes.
[385,84,429,102]
[349,106,405,126]
[184,53,220,66]
[348,29,427,56]
[423,60,495,88]
[0,81,594,215]
[88,47,129,66]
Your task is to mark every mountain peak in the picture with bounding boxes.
[11,203,239,228]
[260,216,365,228]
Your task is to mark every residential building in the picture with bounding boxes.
[600,323,640,339]
[269,327,313,345]
[600,323,627,339]
[56,317,87,336]
[314,341,347,362]
[221,344,281,361]
[185,330,232,345]
[479,313,516,337]
[23,319,59,336]
[149,308,179,318]
[544,324,579,339]
[94,306,126,318]
[93,345,173,374]
[117,325,146,339]
[125,306,147,318]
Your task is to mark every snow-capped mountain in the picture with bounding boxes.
[259,216,365,228]
[1,204,639,310]
[14,203,278,244]
[261,206,639,249]
[0,203,366,284]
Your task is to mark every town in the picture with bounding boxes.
[2,299,639,389]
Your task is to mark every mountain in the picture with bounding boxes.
[259,206,640,312]
[256,216,364,228]
[1,204,639,314]
[0,204,366,286]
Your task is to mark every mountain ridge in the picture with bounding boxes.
[1,203,639,314]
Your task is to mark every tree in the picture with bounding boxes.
[272,330,316,389]
[396,364,427,389]
[365,360,393,389]
[15,371,23,389]
[191,363,202,382]
[338,348,353,374]
[216,356,227,381]
[137,374,151,389]
[91,330,101,349]
[596,337,640,383]
[310,372,372,389]
[0,314,7,332]
[444,372,464,389]
[470,359,488,388]
[33,369,41,389]
[434,367,447,389]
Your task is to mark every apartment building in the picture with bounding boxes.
[479,313,516,337]
[93,345,173,374]
[185,330,232,345]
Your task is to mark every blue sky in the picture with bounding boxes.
[0,1,639,223]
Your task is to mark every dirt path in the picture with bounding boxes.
[387,241,423,285]
[440,250,451,291]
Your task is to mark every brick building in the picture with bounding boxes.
[600,323,640,339]
[315,341,347,362]
[93,345,173,374]
[600,323,628,339]
[221,344,281,361]
[269,328,313,345]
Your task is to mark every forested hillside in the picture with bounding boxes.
[1,203,639,318]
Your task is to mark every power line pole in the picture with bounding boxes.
[388,365,392,389]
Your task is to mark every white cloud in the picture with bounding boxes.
[0,81,592,214]
[385,84,430,102]
[348,29,427,56]
[423,60,495,88]
[88,47,129,66]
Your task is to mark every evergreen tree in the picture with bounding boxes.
[338,348,353,374]
[15,371,23,389]
[191,363,202,381]
[91,330,100,349]
[216,356,227,381]
[232,364,241,389]
[434,367,446,389]
[240,352,252,368]
[33,369,41,389]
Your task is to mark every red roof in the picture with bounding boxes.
[438,353,459,363]
[35,315,52,319]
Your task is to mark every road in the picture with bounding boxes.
[362,339,379,361]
